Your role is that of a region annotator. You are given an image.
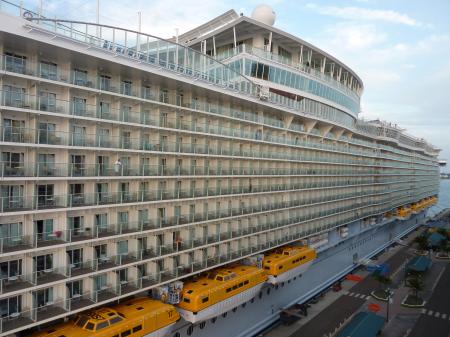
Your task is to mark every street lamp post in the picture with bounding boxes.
[386,288,392,322]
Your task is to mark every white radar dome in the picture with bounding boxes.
[251,4,276,26]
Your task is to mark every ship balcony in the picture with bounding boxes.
[0,88,415,164]
[0,124,430,169]
[0,181,389,213]
[0,298,66,334]
[0,202,412,334]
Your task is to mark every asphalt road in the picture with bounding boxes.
[409,315,450,337]
[288,247,412,337]
[288,295,365,337]
[351,247,411,295]
[409,263,450,337]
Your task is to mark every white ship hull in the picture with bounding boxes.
[170,213,428,337]
[267,259,314,284]
[177,282,265,323]
[144,322,177,337]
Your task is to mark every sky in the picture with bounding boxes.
[18,0,450,161]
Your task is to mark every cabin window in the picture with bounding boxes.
[278,266,283,269]
[201,297,209,303]
[133,325,142,332]
[183,298,190,303]
[233,285,238,290]
[226,288,231,293]
[187,290,193,294]
[264,266,270,270]
[216,276,223,281]
[239,282,243,287]
[96,321,109,331]
[85,322,95,331]
[76,316,89,328]
[110,316,123,324]
[121,330,131,337]
[244,280,249,285]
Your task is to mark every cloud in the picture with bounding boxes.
[305,3,422,27]
[324,22,386,50]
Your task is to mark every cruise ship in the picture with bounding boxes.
[0,2,440,337]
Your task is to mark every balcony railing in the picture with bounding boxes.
[0,178,423,213]
[0,87,436,168]
[0,161,438,179]
[0,53,436,159]
[0,191,435,333]
[0,125,436,172]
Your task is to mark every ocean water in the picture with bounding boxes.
[429,179,450,216]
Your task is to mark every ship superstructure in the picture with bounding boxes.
[0,2,440,336]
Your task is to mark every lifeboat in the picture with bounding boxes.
[411,202,420,214]
[263,246,316,284]
[177,265,267,323]
[29,297,179,337]
[396,205,411,219]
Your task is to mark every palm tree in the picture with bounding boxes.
[373,272,392,297]
[407,275,424,299]
[414,235,428,252]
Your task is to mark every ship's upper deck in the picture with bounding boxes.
[0,0,439,156]
[177,8,364,99]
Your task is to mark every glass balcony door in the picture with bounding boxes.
[39,91,56,112]
[95,213,108,233]
[73,69,88,86]
[1,151,24,176]
[33,287,53,308]
[0,260,22,280]
[0,295,21,318]
[68,216,84,237]
[69,183,84,205]
[34,254,53,274]
[2,85,25,108]
[72,97,87,116]
[1,185,23,210]
[35,219,54,241]
[67,280,83,299]
[0,222,23,243]
[95,244,107,261]
[5,52,26,74]
[37,153,55,176]
[94,273,107,291]
[98,101,110,119]
[38,122,56,144]
[70,155,85,176]
[67,248,83,269]
[71,125,86,146]
[97,156,109,175]
[39,61,57,80]
[36,184,54,207]
[3,118,25,142]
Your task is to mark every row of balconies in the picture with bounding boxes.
[0,161,436,178]
[0,86,435,167]
[0,183,437,259]
[0,125,435,170]
[0,188,432,335]
[0,194,411,297]
[0,177,425,213]
[0,227,325,334]
[0,53,436,162]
